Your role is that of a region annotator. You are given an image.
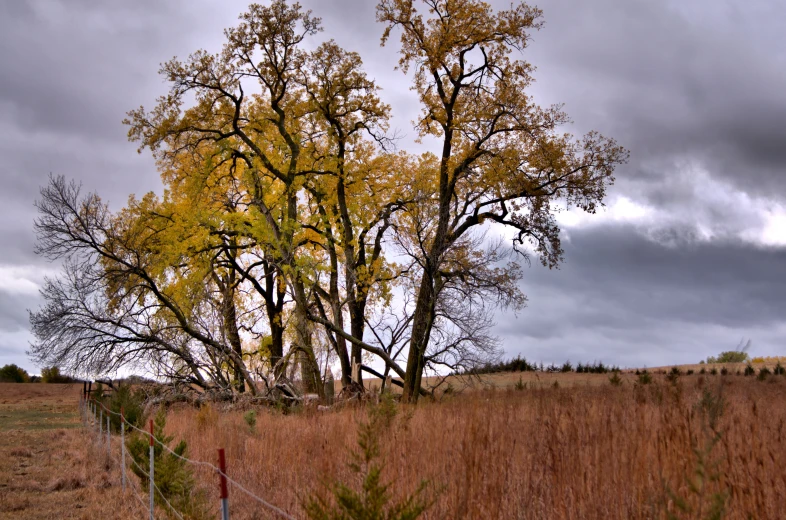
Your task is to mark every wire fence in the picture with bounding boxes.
[79,393,297,520]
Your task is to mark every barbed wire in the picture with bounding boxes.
[89,399,296,520]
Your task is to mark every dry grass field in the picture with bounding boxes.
[0,383,146,519]
[2,373,786,519]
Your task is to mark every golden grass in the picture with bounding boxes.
[3,376,786,519]
[160,374,786,519]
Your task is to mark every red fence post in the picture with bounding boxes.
[218,448,229,520]
[149,419,155,520]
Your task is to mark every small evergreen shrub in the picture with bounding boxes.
[609,373,623,387]
[720,367,728,376]
[774,362,785,376]
[637,371,652,385]
[710,367,718,375]
[304,394,434,520]
[244,410,257,432]
[514,377,525,391]
[127,409,209,519]
[757,367,771,381]
[744,364,756,377]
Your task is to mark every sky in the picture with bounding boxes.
[1,0,785,374]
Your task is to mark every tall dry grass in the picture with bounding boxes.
[157,375,786,519]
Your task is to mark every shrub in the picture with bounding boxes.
[127,409,209,518]
[304,394,434,520]
[561,361,573,373]
[609,373,623,387]
[744,364,756,377]
[686,369,694,375]
[244,410,257,432]
[720,367,728,376]
[637,371,652,385]
[514,377,525,391]
[710,367,718,375]
[0,364,29,383]
[757,367,771,381]
[99,384,145,433]
[699,367,706,375]
[774,362,785,376]
[664,387,729,517]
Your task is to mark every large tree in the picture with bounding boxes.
[377,0,628,401]
[31,1,626,402]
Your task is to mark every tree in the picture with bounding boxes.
[40,366,75,383]
[705,339,751,364]
[31,1,626,402]
[0,364,29,383]
[124,1,410,393]
[377,0,628,401]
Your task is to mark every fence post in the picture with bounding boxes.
[106,415,110,457]
[149,419,155,520]
[218,448,229,520]
[121,406,126,493]
[99,407,103,440]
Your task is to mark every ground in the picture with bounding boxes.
[0,383,143,519]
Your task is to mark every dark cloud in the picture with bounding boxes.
[499,224,786,366]
[519,0,786,200]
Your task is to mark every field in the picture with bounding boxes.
[2,373,786,519]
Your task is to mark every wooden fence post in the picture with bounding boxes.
[218,448,229,520]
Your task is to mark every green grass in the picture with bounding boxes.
[0,405,80,431]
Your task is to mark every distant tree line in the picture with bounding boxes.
[0,364,79,383]
[458,356,620,376]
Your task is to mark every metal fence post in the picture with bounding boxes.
[218,448,229,520]
[106,415,110,457]
[121,407,126,492]
[149,419,155,520]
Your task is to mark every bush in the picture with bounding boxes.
[127,408,209,518]
[757,367,771,381]
[304,394,434,520]
[99,384,145,433]
[699,367,706,375]
[744,364,756,377]
[0,364,29,383]
[637,371,652,385]
[244,410,257,432]
[514,377,525,391]
[561,361,573,373]
[710,367,718,375]
[609,373,623,387]
[720,367,728,376]
[774,362,785,376]
[686,369,694,375]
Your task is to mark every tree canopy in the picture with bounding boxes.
[30,0,627,403]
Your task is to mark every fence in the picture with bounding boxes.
[77,393,296,520]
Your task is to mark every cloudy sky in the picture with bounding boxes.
[1,0,784,373]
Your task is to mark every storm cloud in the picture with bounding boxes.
[0,0,783,372]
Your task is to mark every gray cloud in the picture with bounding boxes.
[499,224,786,366]
[0,0,784,372]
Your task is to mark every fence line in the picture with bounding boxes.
[80,393,296,520]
